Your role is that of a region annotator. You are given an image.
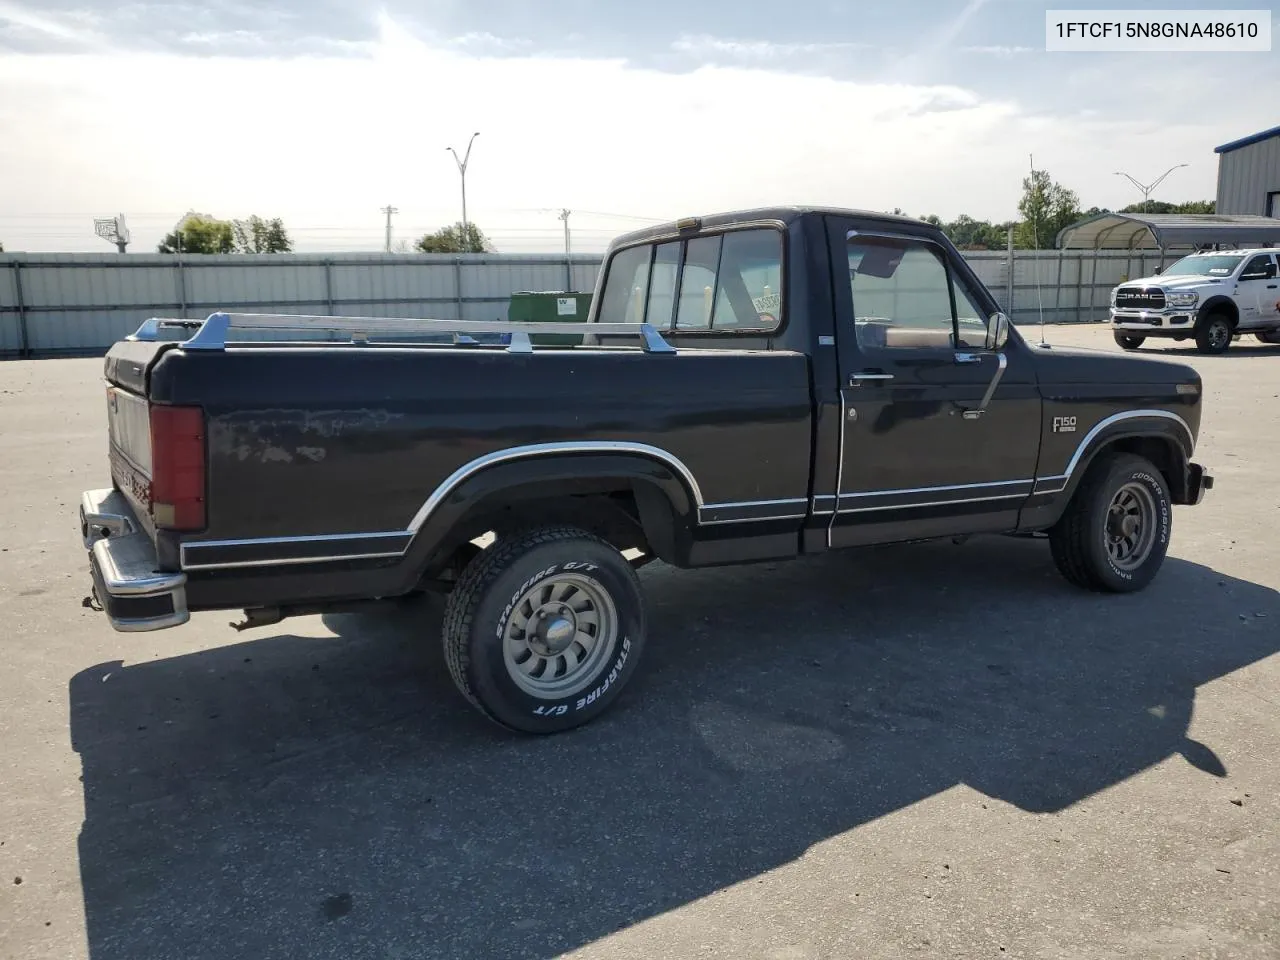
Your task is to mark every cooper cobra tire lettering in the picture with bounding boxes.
[1049,452,1172,595]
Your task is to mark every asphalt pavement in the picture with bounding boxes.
[1,323,1278,960]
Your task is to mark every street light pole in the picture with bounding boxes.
[447,131,480,250]
[1113,163,1189,204]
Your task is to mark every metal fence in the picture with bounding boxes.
[0,248,1176,358]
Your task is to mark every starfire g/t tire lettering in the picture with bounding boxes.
[441,525,647,733]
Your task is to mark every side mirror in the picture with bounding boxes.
[1153,267,1162,275]
[985,312,1010,351]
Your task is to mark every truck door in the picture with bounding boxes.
[823,217,1042,548]
[1239,253,1279,328]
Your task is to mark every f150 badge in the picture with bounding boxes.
[1052,415,1077,433]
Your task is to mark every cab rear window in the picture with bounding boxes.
[597,228,783,333]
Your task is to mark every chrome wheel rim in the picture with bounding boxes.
[503,573,619,699]
[1208,320,1230,349]
[1105,481,1157,571]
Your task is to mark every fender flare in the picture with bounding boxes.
[1039,410,1194,516]
[397,445,702,586]
[1197,295,1238,326]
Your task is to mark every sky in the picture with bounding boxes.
[0,0,1277,254]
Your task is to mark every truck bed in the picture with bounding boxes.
[97,313,816,616]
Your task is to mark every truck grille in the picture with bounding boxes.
[1115,287,1166,310]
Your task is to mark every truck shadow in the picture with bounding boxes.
[1131,342,1280,359]
[69,537,1279,960]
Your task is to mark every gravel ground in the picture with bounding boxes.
[1,323,1277,960]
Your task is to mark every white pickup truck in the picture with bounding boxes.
[1109,248,1280,354]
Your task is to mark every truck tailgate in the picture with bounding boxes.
[106,384,152,505]
[102,339,172,519]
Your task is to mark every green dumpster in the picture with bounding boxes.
[507,291,593,346]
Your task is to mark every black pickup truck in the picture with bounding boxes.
[80,206,1214,733]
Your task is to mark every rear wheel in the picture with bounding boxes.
[1049,452,1172,593]
[1194,310,1233,355]
[441,525,647,734]
[1113,332,1145,350]
[1255,331,1280,345]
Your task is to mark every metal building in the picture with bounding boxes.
[1214,124,1280,218]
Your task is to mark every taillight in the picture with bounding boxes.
[149,405,206,530]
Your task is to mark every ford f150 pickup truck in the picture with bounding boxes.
[1110,247,1280,354]
[79,206,1214,734]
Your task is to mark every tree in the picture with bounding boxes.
[232,215,292,253]
[943,214,1013,250]
[1118,199,1215,215]
[1016,169,1081,250]
[157,213,234,254]
[414,221,494,253]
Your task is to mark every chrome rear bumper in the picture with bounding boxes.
[1185,462,1214,507]
[81,488,189,631]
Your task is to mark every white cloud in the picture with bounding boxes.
[178,28,266,46]
[0,12,1245,253]
[0,1,103,47]
[671,34,870,59]
[891,0,992,77]
[961,45,1036,57]
[449,31,531,52]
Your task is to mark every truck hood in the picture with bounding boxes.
[1030,343,1200,386]
[1122,274,1224,290]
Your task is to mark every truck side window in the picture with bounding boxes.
[848,236,988,350]
[950,273,992,349]
[1240,255,1276,280]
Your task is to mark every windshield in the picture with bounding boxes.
[1160,255,1244,278]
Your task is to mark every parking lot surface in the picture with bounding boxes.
[1,323,1278,960]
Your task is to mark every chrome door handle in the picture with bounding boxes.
[849,372,894,385]
[954,352,983,364]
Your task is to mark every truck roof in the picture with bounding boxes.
[1176,248,1277,258]
[609,205,935,247]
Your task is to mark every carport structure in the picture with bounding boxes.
[1057,212,1280,253]
[1049,213,1280,309]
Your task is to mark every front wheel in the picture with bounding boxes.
[1113,332,1145,350]
[1048,452,1172,593]
[1194,311,1233,355]
[441,525,647,734]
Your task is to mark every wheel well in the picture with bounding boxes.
[1199,297,1238,327]
[1091,435,1188,502]
[417,479,673,586]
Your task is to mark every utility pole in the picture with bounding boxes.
[1114,164,1189,206]
[380,205,398,252]
[559,209,572,290]
[446,132,480,250]
[559,209,571,255]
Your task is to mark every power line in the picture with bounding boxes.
[571,209,669,222]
